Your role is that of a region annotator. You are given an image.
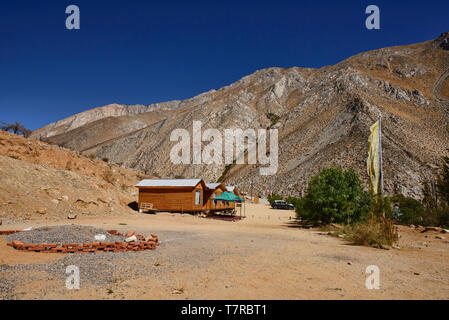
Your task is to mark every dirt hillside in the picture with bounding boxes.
[0,131,150,222]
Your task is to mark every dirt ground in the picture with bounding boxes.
[1,203,449,300]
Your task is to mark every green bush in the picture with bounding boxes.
[267,193,283,205]
[392,194,426,225]
[296,167,371,225]
[285,196,301,207]
[372,195,394,219]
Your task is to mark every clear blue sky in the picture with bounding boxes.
[0,0,448,130]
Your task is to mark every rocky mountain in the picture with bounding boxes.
[31,32,449,199]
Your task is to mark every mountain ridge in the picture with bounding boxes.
[31,32,449,200]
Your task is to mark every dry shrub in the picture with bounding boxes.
[102,169,115,184]
[344,217,398,249]
[120,182,128,191]
[66,160,73,171]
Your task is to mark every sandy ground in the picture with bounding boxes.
[1,203,449,300]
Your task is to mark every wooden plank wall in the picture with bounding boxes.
[138,185,205,212]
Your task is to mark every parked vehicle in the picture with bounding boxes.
[271,200,295,210]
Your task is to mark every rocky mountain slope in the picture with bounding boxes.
[31,32,449,199]
[0,131,150,222]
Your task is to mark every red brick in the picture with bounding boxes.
[126,230,135,237]
[100,242,115,247]
[62,243,79,248]
[42,244,58,248]
[83,242,100,247]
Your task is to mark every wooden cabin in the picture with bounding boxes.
[205,183,235,212]
[136,179,208,213]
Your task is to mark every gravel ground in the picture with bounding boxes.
[0,229,251,299]
[6,225,126,245]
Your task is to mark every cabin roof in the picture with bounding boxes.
[136,179,202,188]
[205,183,222,190]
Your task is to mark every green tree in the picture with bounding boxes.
[391,194,426,225]
[267,193,283,205]
[285,196,301,207]
[296,167,371,225]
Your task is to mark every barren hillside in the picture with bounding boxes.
[31,32,449,199]
[0,131,150,222]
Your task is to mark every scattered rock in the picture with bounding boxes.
[37,207,47,215]
[442,229,449,234]
[421,227,441,233]
[409,224,416,229]
[61,195,69,201]
[347,262,352,265]
[51,199,59,205]
[172,290,183,295]
[419,242,429,247]
[337,234,344,238]
[23,227,32,231]
[125,235,137,243]
[67,213,77,220]
[94,234,106,241]
[435,236,444,240]
[0,219,2,226]
[392,245,401,250]
[414,272,420,276]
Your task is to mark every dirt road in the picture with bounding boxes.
[1,203,449,299]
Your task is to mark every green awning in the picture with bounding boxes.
[212,192,244,202]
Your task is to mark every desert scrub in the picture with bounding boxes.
[102,168,115,184]
[344,217,398,249]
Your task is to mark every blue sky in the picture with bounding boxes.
[0,0,448,130]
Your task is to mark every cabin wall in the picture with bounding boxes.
[138,184,205,212]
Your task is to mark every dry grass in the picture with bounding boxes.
[102,169,115,184]
[344,218,398,249]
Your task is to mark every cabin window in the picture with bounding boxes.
[195,190,201,205]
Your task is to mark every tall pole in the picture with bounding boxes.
[378,116,383,196]
[250,179,253,202]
